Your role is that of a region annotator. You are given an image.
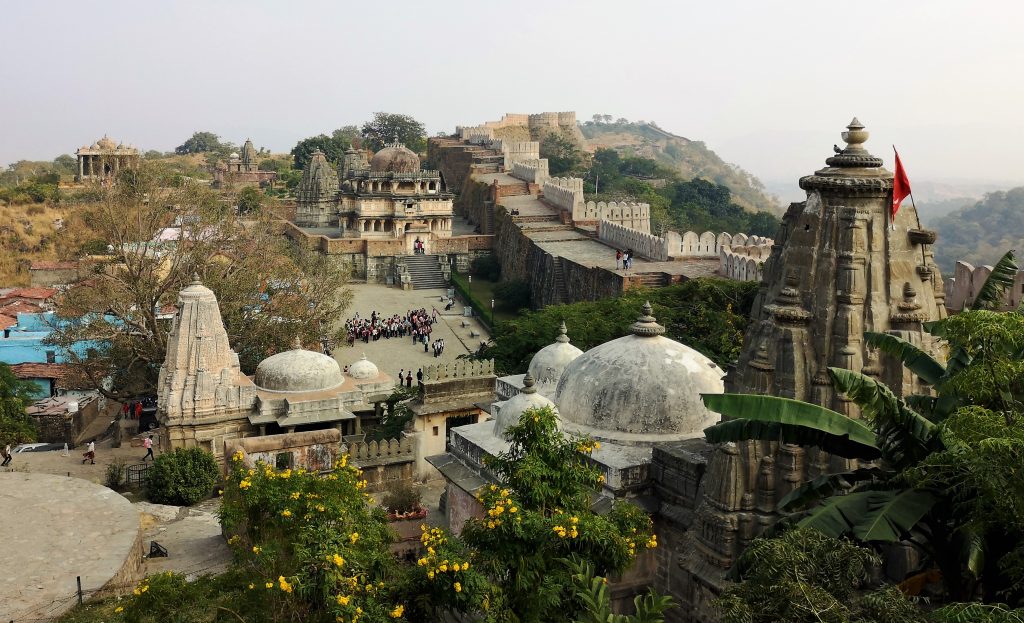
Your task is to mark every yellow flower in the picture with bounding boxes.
[280,469,291,479]
[454,582,462,593]
[509,506,518,513]
[597,474,606,484]
[278,576,293,593]
[594,441,601,450]
[317,504,326,512]
[290,492,301,500]
[281,509,292,517]
[239,479,251,490]
[417,557,428,566]
[349,532,360,544]
[438,564,448,572]
[217,489,223,496]
[570,516,579,525]
[115,606,124,613]
[332,553,346,567]
[427,571,435,579]
[227,535,240,545]
[265,582,274,589]
[337,595,350,606]
[390,604,405,618]
[248,583,255,590]
[252,546,262,554]
[232,450,244,462]
[500,488,509,497]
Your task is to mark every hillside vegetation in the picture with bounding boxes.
[581,119,781,215]
[931,186,1024,274]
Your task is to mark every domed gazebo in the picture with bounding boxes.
[528,321,584,392]
[254,338,345,393]
[492,372,557,440]
[75,134,139,182]
[369,140,420,173]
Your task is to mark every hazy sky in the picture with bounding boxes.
[3,0,1022,194]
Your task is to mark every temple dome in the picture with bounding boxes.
[528,321,583,386]
[369,141,420,173]
[347,353,379,380]
[553,302,725,444]
[96,135,117,150]
[254,339,344,392]
[493,372,556,440]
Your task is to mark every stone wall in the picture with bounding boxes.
[419,359,497,404]
[348,435,416,492]
[945,259,1024,311]
[598,220,669,261]
[511,158,549,185]
[541,177,584,214]
[719,241,772,282]
[226,429,341,473]
[577,201,651,231]
[458,126,495,142]
[489,139,540,169]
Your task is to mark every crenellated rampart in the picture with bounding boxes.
[718,238,773,282]
[945,260,1024,311]
[579,201,650,231]
[511,158,550,185]
[598,220,670,261]
[542,177,584,214]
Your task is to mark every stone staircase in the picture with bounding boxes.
[499,180,530,196]
[552,257,570,304]
[633,272,670,288]
[405,255,448,290]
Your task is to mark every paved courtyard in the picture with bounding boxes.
[333,283,492,383]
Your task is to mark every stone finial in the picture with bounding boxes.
[521,371,537,394]
[190,272,201,285]
[630,301,665,337]
[555,321,570,344]
[840,117,870,152]
[291,336,302,350]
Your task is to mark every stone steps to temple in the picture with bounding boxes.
[405,255,448,290]
[633,272,670,288]
[512,213,560,224]
[552,257,570,304]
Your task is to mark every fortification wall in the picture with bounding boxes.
[427,138,487,193]
[578,201,650,231]
[719,242,772,282]
[490,139,540,169]
[511,158,549,185]
[542,177,584,214]
[457,126,495,142]
[945,260,1024,311]
[598,220,669,261]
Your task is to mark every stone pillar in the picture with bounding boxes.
[77,156,83,180]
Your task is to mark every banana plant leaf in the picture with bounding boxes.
[798,488,939,542]
[702,393,880,460]
[970,250,1018,311]
[777,467,886,512]
[864,331,945,385]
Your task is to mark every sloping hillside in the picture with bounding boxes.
[581,121,781,214]
[931,186,1024,274]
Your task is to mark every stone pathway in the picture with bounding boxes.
[137,498,231,579]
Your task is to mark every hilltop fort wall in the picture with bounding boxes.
[945,260,1024,311]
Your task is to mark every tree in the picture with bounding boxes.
[0,363,37,446]
[236,186,263,215]
[540,131,585,176]
[290,129,354,171]
[53,154,77,176]
[144,447,219,505]
[175,131,223,155]
[46,161,352,402]
[360,113,426,153]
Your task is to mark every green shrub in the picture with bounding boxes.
[470,254,500,281]
[494,279,531,311]
[105,457,127,490]
[144,447,219,506]
[382,479,422,514]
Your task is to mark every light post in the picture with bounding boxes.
[490,299,495,325]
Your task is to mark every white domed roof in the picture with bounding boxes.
[528,321,583,386]
[254,338,344,392]
[347,353,379,380]
[493,372,556,440]
[554,302,724,444]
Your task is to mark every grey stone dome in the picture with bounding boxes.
[528,321,583,386]
[347,353,379,380]
[254,341,344,392]
[554,302,725,444]
[370,141,420,173]
[493,372,556,440]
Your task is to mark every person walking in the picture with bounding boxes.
[1,443,11,467]
[134,401,143,420]
[615,249,622,270]
[142,435,155,462]
[82,440,96,465]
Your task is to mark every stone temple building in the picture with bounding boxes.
[213,138,278,188]
[294,141,455,254]
[75,135,139,182]
[156,276,392,460]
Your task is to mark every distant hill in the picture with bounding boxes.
[931,186,1024,274]
[581,121,782,215]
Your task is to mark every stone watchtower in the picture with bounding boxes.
[156,277,256,456]
[677,120,946,621]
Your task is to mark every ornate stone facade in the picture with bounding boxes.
[75,135,139,182]
[294,141,455,256]
[676,119,947,622]
[214,138,278,188]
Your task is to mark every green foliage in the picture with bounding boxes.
[175,131,223,154]
[470,254,501,281]
[406,406,655,622]
[291,127,355,170]
[484,278,757,373]
[493,279,530,311]
[541,130,585,175]
[367,386,416,442]
[931,187,1024,274]
[236,186,263,214]
[105,457,127,489]
[144,447,219,506]
[971,250,1019,310]
[361,113,426,153]
[569,557,675,623]
[714,529,925,623]
[0,362,37,446]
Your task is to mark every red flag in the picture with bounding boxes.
[892,148,912,219]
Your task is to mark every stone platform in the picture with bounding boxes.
[0,472,143,621]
